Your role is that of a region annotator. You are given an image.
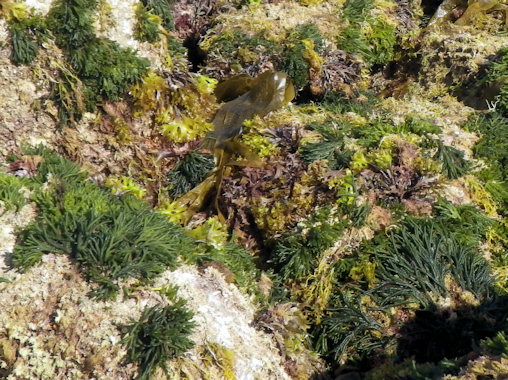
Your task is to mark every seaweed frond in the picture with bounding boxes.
[433,142,470,179]
[167,152,215,198]
[12,149,194,299]
[273,207,346,281]
[377,219,494,304]
[0,173,32,213]
[124,300,196,380]
[134,3,163,43]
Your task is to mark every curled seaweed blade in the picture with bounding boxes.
[214,73,256,102]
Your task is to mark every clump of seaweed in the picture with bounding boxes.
[434,142,470,180]
[312,216,499,367]
[134,3,163,43]
[0,173,32,213]
[130,67,216,143]
[338,0,397,68]
[124,300,196,380]
[11,147,194,299]
[278,23,324,90]
[166,152,215,198]
[465,112,508,182]
[7,0,151,124]
[273,207,347,281]
[8,9,48,65]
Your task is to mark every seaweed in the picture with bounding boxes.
[377,219,494,303]
[482,331,508,356]
[433,142,470,179]
[11,149,194,299]
[134,3,162,43]
[312,289,388,363]
[124,300,196,380]
[433,199,493,246]
[300,120,353,169]
[193,242,260,293]
[484,48,508,117]
[465,112,508,180]
[167,152,215,198]
[312,217,497,366]
[8,12,49,65]
[0,174,31,212]
[273,207,346,281]
[339,0,397,68]
[278,23,324,89]
[140,0,174,31]
[39,0,151,121]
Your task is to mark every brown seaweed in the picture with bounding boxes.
[179,70,295,222]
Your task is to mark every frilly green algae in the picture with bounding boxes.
[130,67,216,143]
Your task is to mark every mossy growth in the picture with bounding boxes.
[278,23,324,90]
[124,299,196,380]
[8,0,150,124]
[0,175,30,214]
[11,147,194,299]
[134,3,163,43]
[338,0,397,68]
[166,152,215,198]
[433,142,470,180]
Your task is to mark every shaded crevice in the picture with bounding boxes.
[183,35,207,72]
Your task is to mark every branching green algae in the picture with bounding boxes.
[124,300,196,380]
[9,147,194,300]
[6,0,150,125]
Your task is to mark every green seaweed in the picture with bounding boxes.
[273,207,346,281]
[485,48,508,117]
[0,174,32,212]
[124,300,195,380]
[434,142,470,179]
[300,120,353,168]
[339,0,396,67]
[312,289,388,363]
[140,0,174,31]
[278,23,324,89]
[134,3,162,43]
[377,219,493,303]
[465,112,508,180]
[482,331,508,357]
[193,242,260,293]
[433,199,493,246]
[8,11,49,65]
[167,152,215,198]
[11,148,194,299]
[42,0,149,123]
